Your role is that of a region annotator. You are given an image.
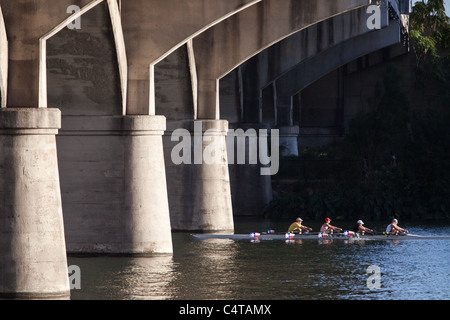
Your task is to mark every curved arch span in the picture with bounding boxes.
[0,0,126,111]
[191,0,371,119]
[234,2,391,122]
[119,0,262,116]
[276,23,402,110]
[40,0,127,112]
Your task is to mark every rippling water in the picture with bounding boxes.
[69,219,450,300]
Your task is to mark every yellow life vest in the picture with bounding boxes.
[288,222,302,233]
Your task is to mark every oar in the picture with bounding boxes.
[262,231,322,235]
[404,233,425,238]
[379,231,409,236]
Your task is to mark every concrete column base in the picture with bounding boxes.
[122,116,173,254]
[58,115,172,255]
[0,108,70,299]
[164,120,234,231]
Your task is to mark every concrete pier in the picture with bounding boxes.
[0,108,70,299]
[122,116,173,254]
[164,120,234,231]
[58,115,173,254]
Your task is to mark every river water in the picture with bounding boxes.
[68,218,450,300]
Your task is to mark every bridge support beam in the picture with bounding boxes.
[0,108,70,299]
[165,120,234,231]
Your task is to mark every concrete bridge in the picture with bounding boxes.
[0,0,409,298]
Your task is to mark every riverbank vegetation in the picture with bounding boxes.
[264,1,450,221]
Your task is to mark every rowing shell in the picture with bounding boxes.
[192,232,450,241]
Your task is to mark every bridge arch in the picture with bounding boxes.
[232,4,390,124]
[191,0,371,120]
[42,0,126,112]
[46,1,125,116]
[120,0,262,115]
[273,22,402,124]
[0,0,103,108]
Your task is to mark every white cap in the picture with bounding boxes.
[357,220,364,224]
[392,219,398,223]
[296,217,303,222]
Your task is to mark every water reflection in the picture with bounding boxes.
[170,237,240,299]
[69,222,450,300]
[69,255,175,300]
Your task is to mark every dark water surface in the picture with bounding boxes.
[69,219,450,300]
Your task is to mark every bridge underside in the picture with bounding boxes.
[0,0,410,298]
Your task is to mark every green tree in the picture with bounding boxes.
[409,0,450,80]
[346,64,410,177]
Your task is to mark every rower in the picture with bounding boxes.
[320,217,342,234]
[352,220,373,235]
[385,219,408,235]
[287,217,312,234]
